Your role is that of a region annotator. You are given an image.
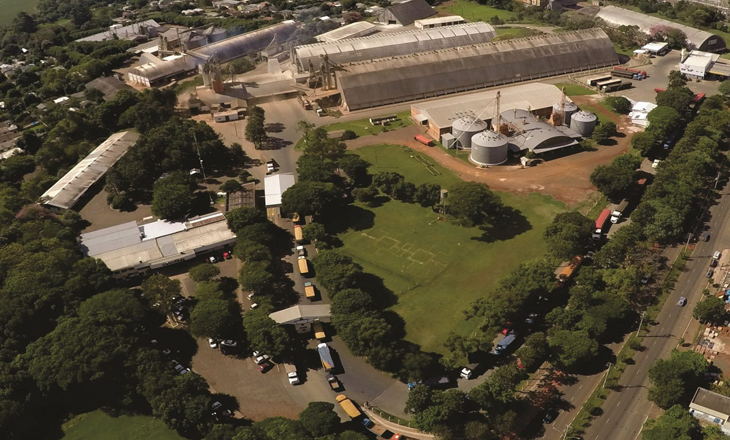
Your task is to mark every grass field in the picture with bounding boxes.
[576,103,613,126]
[554,83,596,97]
[0,0,41,26]
[62,410,184,440]
[438,0,518,22]
[324,110,413,137]
[493,27,543,41]
[334,145,565,354]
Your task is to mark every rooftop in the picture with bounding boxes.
[76,19,160,42]
[264,173,295,207]
[40,131,140,209]
[415,15,465,26]
[691,387,730,417]
[380,0,435,25]
[315,21,378,42]
[269,305,332,324]
[85,77,139,101]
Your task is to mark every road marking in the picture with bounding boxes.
[668,314,672,319]
[579,385,583,390]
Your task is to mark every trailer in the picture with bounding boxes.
[593,208,611,240]
[336,394,361,418]
[294,225,303,242]
[318,343,336,372]
[298,256,309,275]
[414,134,433,146]
[587,74,612,86]
[557,255,583,287]
[304,281,316,300]
[326,373,340,390]
[603,81,632,92]
[596,78,621,89]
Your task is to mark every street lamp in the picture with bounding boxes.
[603,362,614,388]
[636,311,646,337]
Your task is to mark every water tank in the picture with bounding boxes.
[553,101,578,125]
[470,130,509,165]
[570,110,597,137]
[451,117,488,150]
[185,34,208,50]
[207,27,228,43]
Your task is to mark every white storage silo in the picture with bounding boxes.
[570,110,597,137]
[206,26,228,44]
[452,117,488,150]
[553,101,578,125]
[470,130,509,165]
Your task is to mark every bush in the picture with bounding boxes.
[341,130,358,140]
[603,96,632,114]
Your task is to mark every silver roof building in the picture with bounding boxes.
[294,22,497,72]
[40,131,140,210]
[337,29,617,110]
[376,0,435,25]
[190,21,298,64]
[501,109,581,153]
[595,6,726,52]
[315,22,378,43]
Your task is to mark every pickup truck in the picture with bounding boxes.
[326,373,340,390]
[362,418,394,438]
[304,282,316,300]
[285,363,299,385]
[460,363,479,380]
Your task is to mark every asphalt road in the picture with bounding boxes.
[582,186,730,440]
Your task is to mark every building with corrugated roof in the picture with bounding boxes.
[315,21,379,42]
[595,6,726,52]
[501,109,580,154]
[690,387,730,434]
[40,131,140,210]
[376,0,435,25]
[294,22,497,73]
[127,55,198,87]
[337,28,617,111]
[85,77,139,101]
[415,15,466,29]
[76,20,160,42]
[265,173,295,207]
[78,212,236,277]
[190,21,297,64]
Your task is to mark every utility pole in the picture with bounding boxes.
[603,362,614,388]
[193,132,214,206]
[636,311,645,337]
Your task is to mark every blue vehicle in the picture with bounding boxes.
[407,376,450,390]
[492,331,517,355]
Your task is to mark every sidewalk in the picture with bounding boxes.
[362,406,434,440]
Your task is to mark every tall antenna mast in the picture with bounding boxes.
[559,86,566,126]
[493,91,501,132]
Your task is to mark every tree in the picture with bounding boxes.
[516,332,549,370]
[312,250,361,293]
[415,183,441,208]
[469,363,526,411]
[297,154,338,183]
[196,281,226,300]
[592,121,616,144]
[337,154,370,186]
[656,87,694,113]
[604,96,632,114]
[238,260,275,293]
[372,172,404,195]
[303,222,332,247]
[301,127,347,159]
[296,120,315,137]
[77,289,147,324]
[227,207,267,232]
[330,288,372,315]
[148,374,212,436]
[1,155,35,182]
[405,384,434,414]
[341,129,357,140]
[189,263,221,282]
[447,181,503,229]
[151,171,197,219]
[281,181,340,216]
[220,179,242,193]
[243,308,292,357]
[392,181,416,202]
[590,154,639,200]
[245,106,267,148]
[190,299,241,339]
[719,80,730,98]
[693,296,726,324]
[632,131,659,156]
[299,402,340,437]
[648,350,706,408]
[543,212,593,261]
[352,186,379,206]
[141,274,182,322]
[647,106,681,138]
[642,404,701,440]
[667,70,687,89]
[548,330,599,370]
[412,389,467,433]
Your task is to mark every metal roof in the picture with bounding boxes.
[412,82,570,129]
[595,6,725,51]
[501,109,580,153]
[415,15,465,27]
[190,21,297,64]
[378,0,435,25]
[128,56,199,82]
[40,131,140,209]
[338,29,617,110]
[295,22,497,72]
[76,20,160,42]
[269,305,332,324]
[316,22,378,42]
[264,173,296,206]
[85,77,138,101]
[691,387,730,417]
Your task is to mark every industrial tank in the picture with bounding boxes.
[206,26,228,44]
[452,117,489,150]
[553,101,578,125]
[570,110,597,137]
[185,34,208,50]
[470,130,509,165]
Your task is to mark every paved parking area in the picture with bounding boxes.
[77,187,153,233]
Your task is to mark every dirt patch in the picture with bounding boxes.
[346,115,634,206]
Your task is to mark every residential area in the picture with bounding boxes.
[4,0,730,439]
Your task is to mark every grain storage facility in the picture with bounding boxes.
[376,0,435,25]
[315,22,378,42]
[501,109,581,154]
[294,22,497,73]
[595,6,726,52]
[470,131,509,166]
[337,29,617,111]
[190,21,298,64]
[553,100,578,125]
[451,117,489,149]
[570,110,598,137]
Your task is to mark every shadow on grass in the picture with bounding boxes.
[323,205,376,234]
[359,272,399,309]
[472,206,532,243]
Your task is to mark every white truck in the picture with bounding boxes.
[610,200,629,224]
[285,363,299,385]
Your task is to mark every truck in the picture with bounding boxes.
[284,363,299,385]
[612,66,647,78]
[602,81,632,92]
[294,225,303,242]
[610,200,629,223]
[407,376,451,390]
[326,373,341,390]
[318,343,336,372]
[414,134,433,146]
[492,331,517,355]
[557,255,583,287]
[362,418,395,438]
[336,394,361,418]
[460,363,480,380]
[305,281,316,300]
[593,208,611,240]
[298,256,309,275]
[313,321,326,340]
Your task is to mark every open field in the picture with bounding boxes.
[494,26,543,40]
[333,145,565,354]
[554,83,596,97]
[324,110,413,137]
[62,410,184,440]
[438,0,518,21]
[0,0,40,25]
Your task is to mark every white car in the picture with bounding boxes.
[652,159,661,168]
[713,251,722,260]
[208,256,217,263]
[179,368,191,375]
[288,371,300,385]
[208,338,218,349]
[254,354,270,364]
[251,303,259,309]
[221,339,238,348]
[247,292,255,300]
[296,245,306,256]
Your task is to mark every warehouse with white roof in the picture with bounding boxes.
[264,173,296,207]
[40,131,140,210]
[315,22,378,42]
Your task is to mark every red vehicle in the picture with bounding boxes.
[414,134,433,146]
[592,209,611,240]
[223,251,232,260]
[258,362,271,373]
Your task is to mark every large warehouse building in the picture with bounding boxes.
[337,29,617,110]
[595,6,726,52]
[376,0,435,26]
[293,22,497,73]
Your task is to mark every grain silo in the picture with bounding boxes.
[470,131,509,165]
[553,101,578,125]
[185,33,208,50]
[570,110,597,137]
[204,26,228,44]
[452,117,488,150]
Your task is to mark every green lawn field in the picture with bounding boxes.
[62,410,184,440]
[333,145,565,354]
[493,26,543,41]
[554,83,596,97]
[324,110,413,137]
[0,0,40,26]
[438,0,517,22]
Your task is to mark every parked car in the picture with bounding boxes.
[258,362,272,373]
[652,159,661,168]
[223,251,232,260]
[543,408,559,424]
[711,259,718,268]
[179,368,190,375]
[701,232,710,242]
[208,338,218,349]
[714,251,722,260]
[677,297,687,307]
[253,352,270,364]
[641,275,650,284]
[247,292,255,300]
[707,268,714,278]
[250,303,259,309]
[221,339,238,348]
